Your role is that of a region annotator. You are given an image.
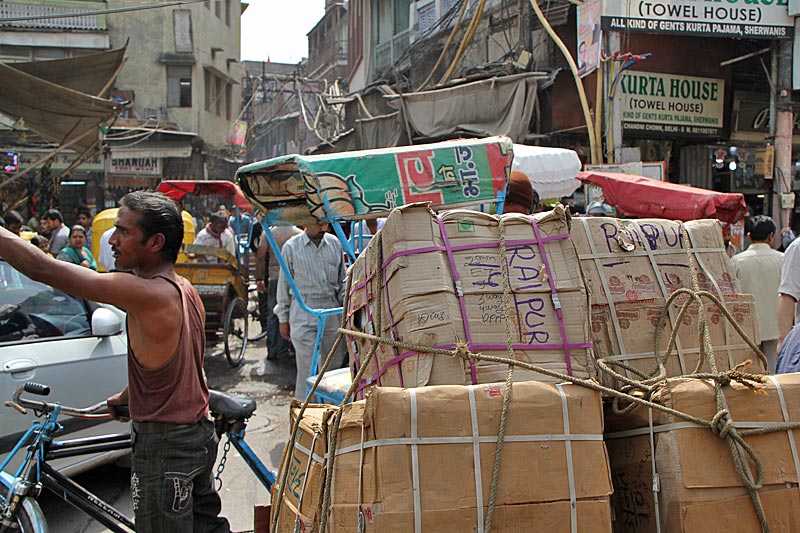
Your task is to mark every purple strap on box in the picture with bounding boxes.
[436,215,479,384]
[529,217,573,375]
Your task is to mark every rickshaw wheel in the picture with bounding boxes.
[223,296,248,367]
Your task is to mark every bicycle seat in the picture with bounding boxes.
[209,390,256,419]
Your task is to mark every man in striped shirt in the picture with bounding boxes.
[275,222,347,397]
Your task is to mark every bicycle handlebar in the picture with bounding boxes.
[6,382,114,419]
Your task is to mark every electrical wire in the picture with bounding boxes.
[415,0,470,90]
[439,0,487,85]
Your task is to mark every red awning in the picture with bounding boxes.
[156,180,254,213]
[576,172,746,225]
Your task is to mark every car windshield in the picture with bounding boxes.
[0,261,91,342]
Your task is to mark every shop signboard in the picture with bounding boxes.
[731,92,800,144]
[16,150,103,173]
[621,71,725,138]
[110,156,160,175]
[602,0,794,39]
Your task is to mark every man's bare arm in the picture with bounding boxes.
[0,227,168,313]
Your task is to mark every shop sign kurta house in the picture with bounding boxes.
[601,0,794,38]
[621,71,725,137]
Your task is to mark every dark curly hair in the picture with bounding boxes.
[119,191,184,263]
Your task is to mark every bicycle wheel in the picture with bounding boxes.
[0,473,47,533]
[223,296,248,367]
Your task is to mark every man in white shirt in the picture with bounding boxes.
[731,215,783,371]
[192,212,237,262]
[778,231,800,351]
[275,223,347,398]
[98,226,116,271]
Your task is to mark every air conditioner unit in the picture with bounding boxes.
[144,106,167,121]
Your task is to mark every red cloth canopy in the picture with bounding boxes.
[576,171,746,225]
[156,180,254,213]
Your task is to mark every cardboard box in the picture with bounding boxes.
[329,500,613,532]
[605,374,800,532]
[270,401,336,533]
[570,217,739,307]
[328,381,613,532]
[346,204,594,392]
[591,293,764,387]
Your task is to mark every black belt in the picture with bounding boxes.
[132,420,202,434]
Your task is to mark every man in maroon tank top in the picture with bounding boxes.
[0,191,230,532]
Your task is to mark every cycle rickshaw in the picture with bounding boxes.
[235,136,522,399]
[155,180,257,367]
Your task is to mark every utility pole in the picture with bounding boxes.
[605,31,623,163]
[774,39,794,233]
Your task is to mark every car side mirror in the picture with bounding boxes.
[91,308,124,337]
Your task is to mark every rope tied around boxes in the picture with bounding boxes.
[279,217,799,533]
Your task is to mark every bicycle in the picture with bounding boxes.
[0,383,275,532]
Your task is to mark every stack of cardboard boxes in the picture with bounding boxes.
[346,203,595,391]
[271,207,795,532]
[605,374,800,531]
[272,382,613,532]
[570,216,764,386]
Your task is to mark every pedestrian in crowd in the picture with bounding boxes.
[275,222,347,398]
[730,215,783,371]
[776,321,800,373]
[56,225,98,271]
[0,192,231,531]
[781,226,797,251]
[3,211,24,236]
[41,209,70,256]
[192,212,237,262]
[98,226,116,271]
[229,209,251,239]
[586,201,612,217]
[778,234,800,351]
[30,234,49,253]
[502,170,539,215]
[76,206,93,249]
[255,222,301,360]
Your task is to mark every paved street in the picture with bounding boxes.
[41,337,300,533]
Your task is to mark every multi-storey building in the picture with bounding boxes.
[0,0,245,217]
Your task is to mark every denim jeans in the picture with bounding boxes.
[131,418,230,533]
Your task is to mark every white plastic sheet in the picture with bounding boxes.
[511,144,582,200]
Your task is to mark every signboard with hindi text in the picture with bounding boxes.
[17,150,103,173]
[621,71,725,138]
[602,0,794,39]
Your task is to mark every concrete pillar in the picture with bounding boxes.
[775,39,794,232]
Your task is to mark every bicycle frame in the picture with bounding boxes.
[223,427,276,491]
[2,387,277,532]
[0,407,134,533]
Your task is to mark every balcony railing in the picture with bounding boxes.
[0,1,107,30]
[308,38,347,74]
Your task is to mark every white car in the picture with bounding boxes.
[0,259,129,474]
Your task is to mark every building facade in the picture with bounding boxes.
[0,0,245,219]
